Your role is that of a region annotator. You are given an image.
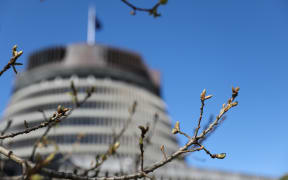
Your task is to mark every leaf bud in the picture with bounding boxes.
[215,153,226,159]
[18,51,23,56]
[57,105,62,114]
[138,125,149,135]
[204,95,213,100]
[113,141,120,151]
[160,145,165,151]
[172,121,180,134]
[24,120,29,128]
[200,89,206,101]
[232,86,240,98]
[231,101,238,107]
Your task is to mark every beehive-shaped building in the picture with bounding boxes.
[2,43,188,178]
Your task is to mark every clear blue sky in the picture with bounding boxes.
[0,0,287,178]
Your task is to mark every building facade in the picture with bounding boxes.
[1,44,273,180]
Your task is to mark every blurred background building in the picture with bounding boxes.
[0,43,274,180]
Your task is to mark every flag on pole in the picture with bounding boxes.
[87,6,102,45]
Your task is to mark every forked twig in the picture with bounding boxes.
[0,45,23,76]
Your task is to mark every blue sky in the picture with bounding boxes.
[0,0,287,178]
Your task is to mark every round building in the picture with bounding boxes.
[2,43,186,178]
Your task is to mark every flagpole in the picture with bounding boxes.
[87,6,96,45]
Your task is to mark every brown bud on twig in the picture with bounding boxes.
[57,105,62,114]
[57,105,69,115]
[109,141,120,155]
[113,141,120,149]
[12,45,23,58]
[231,101,238,107]
[204,95,213,100]
[215,153,226,159]
[232,86,240,98]
[52,112,57,118]
[138,125,149,135]
[160,145,164,151]
[160,145,167,160]
[172,121,180,134]
[228,99,232,104]
[24,120,29,129]
[200,89,206,101]
[12,45,17,56]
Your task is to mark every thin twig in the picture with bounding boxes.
[29,110,51,161]
[0,120,12,173]
[160,145,167,161]
[0,147,27,177]
[145,113,159,145]
[30,86,95,161]
[1,120,12,136]
[178,131,192,140]
[0,45,23,76]
[29,124,53,161]
[198,87,239,139]
[82,101,137,175]
[0,106,69,140]
[0,120,57,140]
[194,89,212,139]
[0,88,239,180]
[138,125,149,172]
[193,99,204,139]
[121,0,163,17]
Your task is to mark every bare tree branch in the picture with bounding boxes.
[30,84,95,161]
[121,0,167,17]
[0,106,69,140]
[81,101,137,176]
[0,87,239,180]
[0,45,23,76]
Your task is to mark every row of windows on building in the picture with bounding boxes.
[15,86,116,102]
[8,119,177,147]
[9,134,132,149]
[9,101,124,116]
[10,116,172,132]
[28,46,150,81]
[13,70,159,96]
[27,47,66,70]
[106,49,151,81]
[13,84,165,113]
[9,100,166,121]
[8,134,176,155]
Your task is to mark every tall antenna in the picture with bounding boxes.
[87,6,96,45]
